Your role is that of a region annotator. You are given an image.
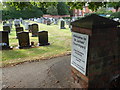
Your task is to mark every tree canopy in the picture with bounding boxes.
[107,1,120,12]
[3,2,120,12]
[46,5,58,15]
[4,2,107,11]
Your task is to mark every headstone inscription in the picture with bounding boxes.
[3,26,11,33]
[31,24,39,37]
[17,31,31,49]
[0,31,12,50]
[38,31,50,46]
[16,27,24,38]
[60,20,66,29]
[71,14,120,88]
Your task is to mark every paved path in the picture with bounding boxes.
[2,55,77,88]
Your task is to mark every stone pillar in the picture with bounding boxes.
[71,14,120,88]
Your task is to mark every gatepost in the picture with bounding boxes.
[71,14,120,88]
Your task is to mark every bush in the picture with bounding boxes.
[110,12,120,19]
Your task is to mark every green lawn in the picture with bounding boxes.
[1,20,72,67]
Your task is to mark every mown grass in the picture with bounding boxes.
[1,20,72,67]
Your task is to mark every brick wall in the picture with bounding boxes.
[71,27,120,88]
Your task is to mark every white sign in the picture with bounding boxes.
[71,32,89,75]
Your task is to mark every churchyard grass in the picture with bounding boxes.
[1,20,72,67]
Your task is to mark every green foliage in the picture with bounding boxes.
[107,1,120,12]
[88,2,106,11]
[96,7,113,15]
[57,2,70,15]
[46,5,58,15]
[2,4,43,20]
[67,2,85,10]
[111,12,120,19]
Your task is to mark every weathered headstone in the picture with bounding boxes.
[0,31,12,50]
[46,19,51,25]
[38,31,50,46]
[24,22,29,30]
[31,24,39,37]
[20,18,23,24]
[4,23,12,29]
[3,21,6,25]
[71,14,120,88]
[17,31,31,49]
[14,19,20,27]
[16,27,24,38]
[3,26,11,33]
[54,19,58,25]
[60,20,66,29]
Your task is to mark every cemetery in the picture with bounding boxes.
[1,1,120,89]
[0,18,71,67]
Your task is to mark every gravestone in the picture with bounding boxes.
[46,19,51,25]
[3,26,11,33]
[28,24,32,33]
[0,31,12,50]
[31,24,39,37]
[16,27,24,38]
[60,20,66,29]
[3,21,6,25]
[22,20,25,25]
[71,14,120,88]
[24,22,29,30]
[54,19,58,25]
[14,19,20,27]
[20,18,23,24]
[38,31,50,46]
[4,23,12,29]
[17,31,31,49]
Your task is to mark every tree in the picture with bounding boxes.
[2,3,43,20]
[57,2,70,15]
[3,2,119,13]
[47,5,58,15]
[107,1,120,12]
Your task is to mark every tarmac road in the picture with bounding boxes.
[2,55,77,88]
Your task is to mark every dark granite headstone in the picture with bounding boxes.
[16,27,24,38]
[0,31,12,50]
[31,24,39,37]
[3,26,11,33]
[38,31,50,46]
[60,20,66,29]
[17,31,31,49]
